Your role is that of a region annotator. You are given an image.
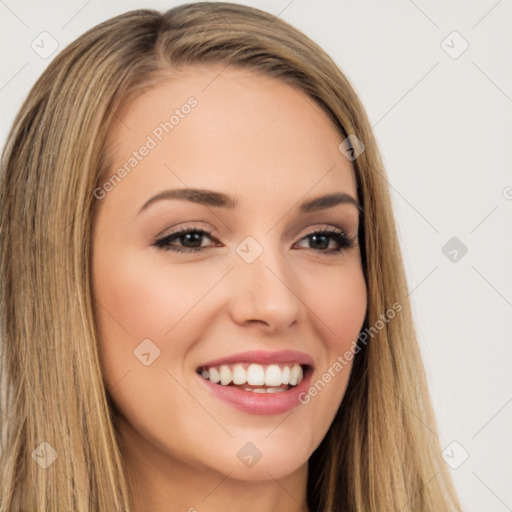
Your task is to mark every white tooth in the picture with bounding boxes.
[219,365,232,385]
[289,364,301,386]
[209,367,220,384]
[251,388,267,393]
[296,365,304,384]
[265,364,282,386]
[232,364,247,385]
[247,364,265,385]
[201,369,209,379]
[281,366,291,385]
[266,387,280,393]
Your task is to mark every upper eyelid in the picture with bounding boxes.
[157,224,354,245]
[154,229,357,258]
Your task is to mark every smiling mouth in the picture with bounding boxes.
[196,362,311,393]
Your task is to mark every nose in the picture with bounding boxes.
[228,244,305,333]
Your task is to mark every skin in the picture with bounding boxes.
[92,65,367,512]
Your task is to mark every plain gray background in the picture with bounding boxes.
[1,1,511,510]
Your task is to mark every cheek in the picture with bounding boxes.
[304,261,367,349]
[299,261,366,416]
[92,244,225,386]
[94,246,203,338]
[92,245,175,381]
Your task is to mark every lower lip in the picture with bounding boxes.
[197,370,313,415]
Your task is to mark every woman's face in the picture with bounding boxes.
[92,65,367,482]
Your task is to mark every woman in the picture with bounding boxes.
[0,3,462,511]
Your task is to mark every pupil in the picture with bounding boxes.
[181,232,202,247]
[310,234,329,250]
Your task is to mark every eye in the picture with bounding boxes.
[294,227,357,254]
[153,226,219,253]
[152,225,357,255]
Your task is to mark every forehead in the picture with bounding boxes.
[102,65,357,213]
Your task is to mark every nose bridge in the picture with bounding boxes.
[229,234,303,330]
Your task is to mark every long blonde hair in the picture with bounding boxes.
[0,3,461,511]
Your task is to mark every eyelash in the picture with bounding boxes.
[152,225,357,255]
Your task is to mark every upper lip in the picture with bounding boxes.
[198,350,314,369]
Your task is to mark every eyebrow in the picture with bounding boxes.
[138,188,362,215]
